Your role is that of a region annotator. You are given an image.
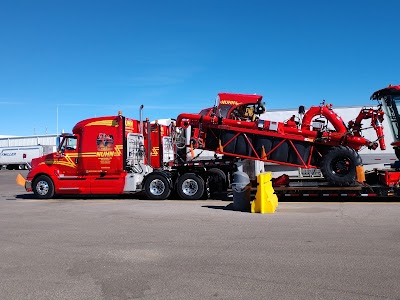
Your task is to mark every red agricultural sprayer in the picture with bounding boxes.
[176,92,386,186]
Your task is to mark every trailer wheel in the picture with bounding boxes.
[33,175,55,199]
[144,173,171,200]
[320,146,360,186]
[177,173,205,200]
[207,168,227,194]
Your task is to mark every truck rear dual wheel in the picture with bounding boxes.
[177,173,205,200]
[320,146,361,186]
[144,173,172,200]
[207,168,227,194]
[32,175,55,199]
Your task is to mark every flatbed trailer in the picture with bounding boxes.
[271,175,400,198]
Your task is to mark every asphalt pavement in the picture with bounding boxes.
[1,170,400,300]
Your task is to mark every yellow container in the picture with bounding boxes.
[251,172,278,214]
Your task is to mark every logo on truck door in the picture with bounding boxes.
[95,133,122,165]
[97,133,114,151]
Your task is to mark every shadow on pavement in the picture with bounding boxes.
[202,203,234,211]
[202,203,253,213]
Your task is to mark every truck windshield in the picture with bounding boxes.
[217,104,233,118]
[383,95,400,141]
[60,136,77,152]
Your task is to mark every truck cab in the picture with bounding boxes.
[371,84,400,159]
[25,115,157,198]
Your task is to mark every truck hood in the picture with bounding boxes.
[31,153,56,169]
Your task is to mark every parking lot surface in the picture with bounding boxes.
[1,170,400,299]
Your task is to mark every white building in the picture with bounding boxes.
[0,134,59,148]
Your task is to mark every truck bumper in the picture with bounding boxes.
[25,180,32,192]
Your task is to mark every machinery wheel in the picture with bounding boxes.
[33,175,55,199]
[355,151,363,166]
[320,146,360,186]
[144,173,171,200]
[255,136,273,159]
[221,131,236,153]
[207,168,227,194]
[177,173,205,200]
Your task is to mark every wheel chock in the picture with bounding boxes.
[251,172,278,214]
[16,173,26,187]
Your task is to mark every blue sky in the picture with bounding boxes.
[0,0,399,136]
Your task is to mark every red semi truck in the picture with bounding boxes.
[22,112,234,200]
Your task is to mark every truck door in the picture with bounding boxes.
[56,135,90,194]
[84,117,125,194]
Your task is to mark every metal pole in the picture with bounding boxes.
[147,119,152,167]
[139,104,144,134]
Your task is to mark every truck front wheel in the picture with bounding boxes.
[144,173,171,200]
[177,173,205,200]
[33,175,55,199]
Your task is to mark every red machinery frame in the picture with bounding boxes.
[177,93,385,170]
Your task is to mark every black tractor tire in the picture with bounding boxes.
[270,139,289,163]
[177,173,205,200]
[255,136,273,159]
[320,146,361,186]
[33,175,55,199]
[235,134,253,156]
[351,148,363,166]
[221,131,236,154]
[144,173,171,200]
[207,168,228,194]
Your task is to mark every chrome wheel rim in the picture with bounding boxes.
[150,179,165,196]
[181,179,198,196]
[36,180,49,196]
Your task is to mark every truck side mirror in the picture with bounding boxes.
[57,146,65,157]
